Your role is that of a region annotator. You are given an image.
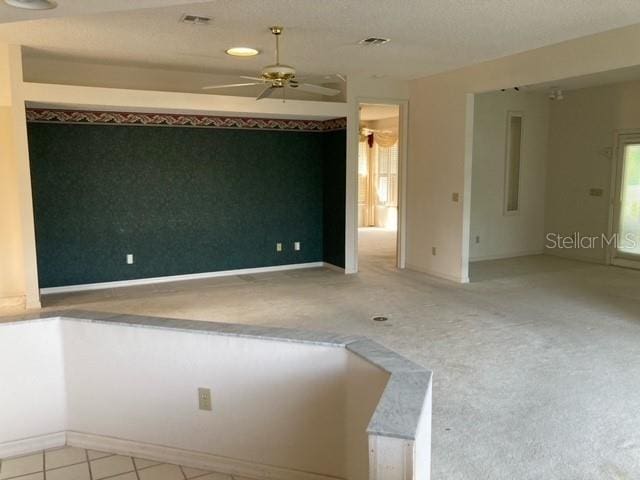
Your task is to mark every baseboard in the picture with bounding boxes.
[0,432,66,458]
[66,431,341,480]
[469,250,544,262]
[405,263,467,283]
[544,250,607,265]
[0,295,26,309]
[322,262,345,272]
[40,262,325,295]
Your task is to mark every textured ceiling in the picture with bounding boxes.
[0,0,201,23]
[2,1,640,80]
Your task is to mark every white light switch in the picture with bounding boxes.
[276,243,283,252]
[126,254,134,264]
[294,242,301,251]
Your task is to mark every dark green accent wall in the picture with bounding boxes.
[323,129,346,268]
[28,123,346,288]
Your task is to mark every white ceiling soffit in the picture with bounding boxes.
[359,104,399,121]
[525,63,640,93]
[0,0,203,24]
[2,1,640,79]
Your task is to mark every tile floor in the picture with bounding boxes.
[0,447,246,480]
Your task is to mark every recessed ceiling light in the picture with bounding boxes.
[4,0,57,9]
[225,47,259,57]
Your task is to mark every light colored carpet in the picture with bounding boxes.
[9,229,640,479]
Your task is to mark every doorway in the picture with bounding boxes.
[357,103,401,269]
[610,132,640,268]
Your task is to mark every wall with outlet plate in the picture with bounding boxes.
[409,22,640,282]
[0,317,390,480]
[27,118,346,288]
[469,90,549,261]
[545,79,640,264]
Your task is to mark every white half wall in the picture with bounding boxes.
[0,318,390,480]
[0,320,66,444]
[470,90,549,261]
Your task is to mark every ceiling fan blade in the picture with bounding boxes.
[240,76,266,81]
[256,85,277,100]
[202,82,262,90]
[292,83,341,96]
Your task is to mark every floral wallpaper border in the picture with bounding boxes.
[26,108,347,132]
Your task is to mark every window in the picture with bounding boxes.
[377,143,398,207]
[505,112,523,213]
[358,141,369,205]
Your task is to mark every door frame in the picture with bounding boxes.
[353,98,409,270]
[607,129,640,268]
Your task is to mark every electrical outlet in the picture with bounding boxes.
[126,254,134,265]
[294,242,301,251]
[198,387,212,411]
[589,188,604,197]
[276,242,283,252]
[432,247,437,256]
[475,236,480,244]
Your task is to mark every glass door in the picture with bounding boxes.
[612,135,640,266]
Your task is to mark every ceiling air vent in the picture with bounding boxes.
[359,37,390,46]
[180,14,212,25]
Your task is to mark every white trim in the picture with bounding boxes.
[611,257,640,269]
[323,262,345,272]
[503,111,524,216]
[0,295,25,309]
[0,432,66,458]
[353,98,409,272]
[405,263,469,283]
[40,262,325,294]
[469,250,544,262]
[66,431,341,480]
[461,93,475,282]
[608,130,640,267]
[544,250,607,265]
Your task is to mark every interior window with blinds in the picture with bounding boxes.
[377,143,398,207]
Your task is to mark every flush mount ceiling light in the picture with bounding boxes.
[4,0,57,9]
[225,47,259,57]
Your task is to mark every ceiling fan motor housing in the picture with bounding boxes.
[261,64,296,86]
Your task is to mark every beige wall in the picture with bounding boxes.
[408,22,640,282]
[0,107,25,307]
[23,57,342,102]
[0,44,40,310]
[546,79,640,263]
[470,90,549,261]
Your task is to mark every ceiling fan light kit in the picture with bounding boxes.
[204,25,341,101]
[4,0,57,9]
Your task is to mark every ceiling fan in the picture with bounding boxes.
[203,26,342,100]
